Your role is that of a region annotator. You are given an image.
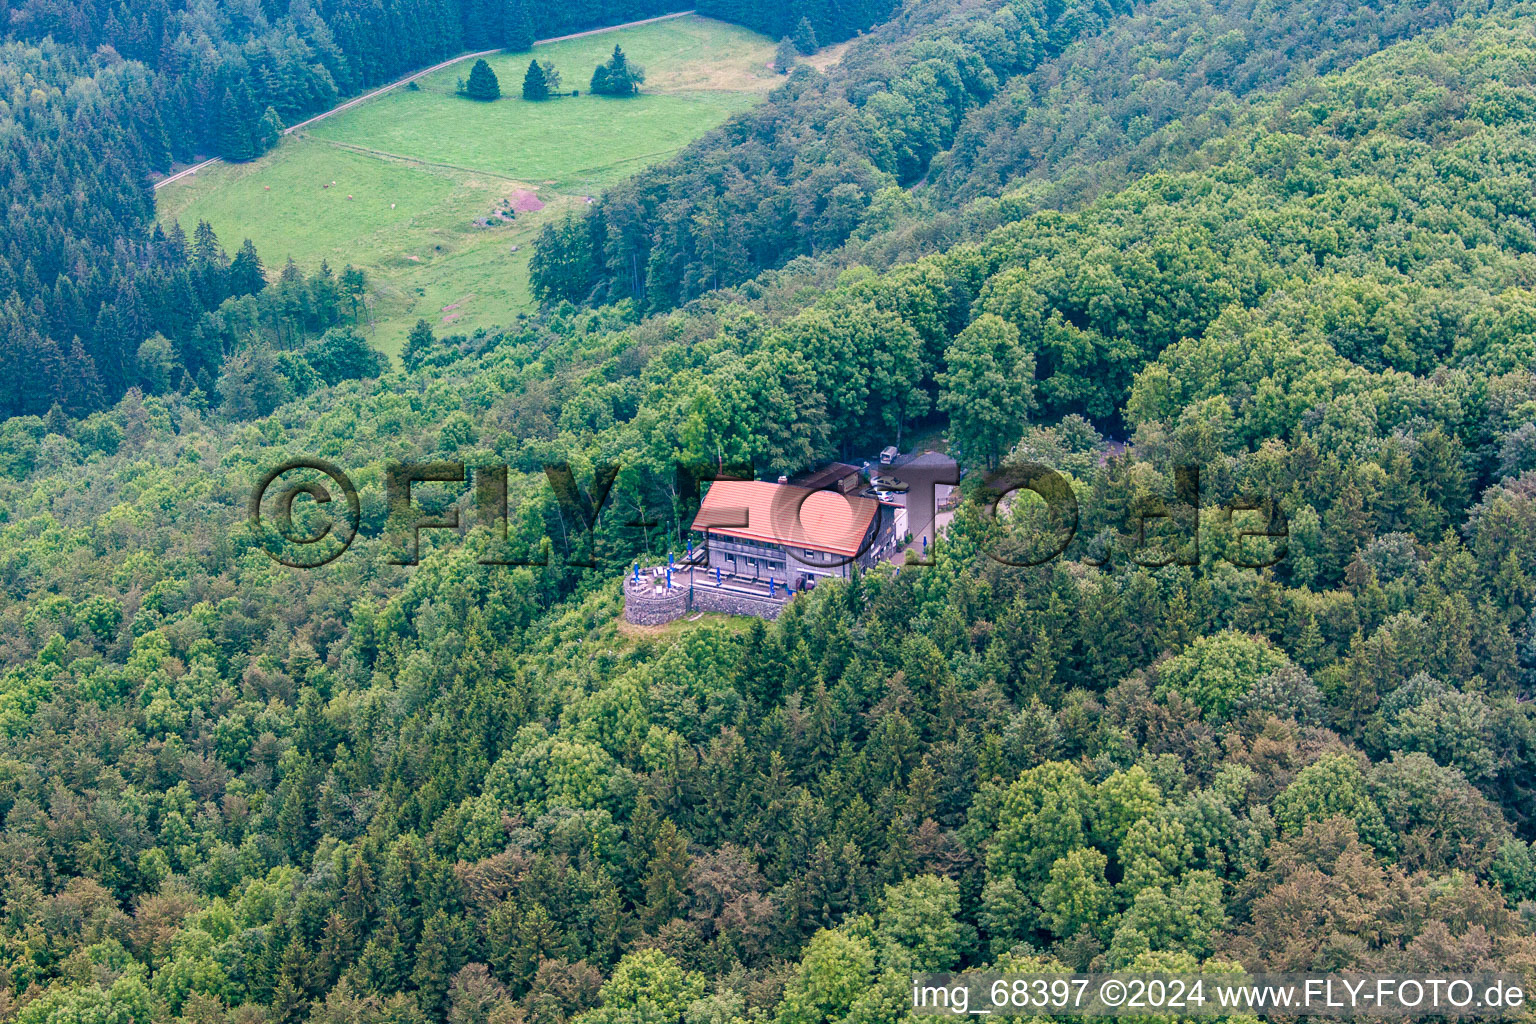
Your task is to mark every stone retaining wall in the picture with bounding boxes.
[690,583,787,620]
[623,577,688,625]
[623,574,790,623]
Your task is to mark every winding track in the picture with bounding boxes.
[152,10,696,190]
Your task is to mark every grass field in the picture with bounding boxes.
[155,15,825,356]
[306,90,761,191]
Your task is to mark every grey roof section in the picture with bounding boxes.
[790,462,864,491]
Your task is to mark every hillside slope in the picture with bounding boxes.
[4,2,1536,1024]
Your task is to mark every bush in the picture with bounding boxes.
[306,327,388,385]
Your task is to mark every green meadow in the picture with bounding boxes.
[155,15,791,356]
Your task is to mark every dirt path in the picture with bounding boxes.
[153,10,697,191]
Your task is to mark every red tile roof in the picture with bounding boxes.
[691,480,879,558]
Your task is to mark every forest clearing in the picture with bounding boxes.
[154,15,820,355]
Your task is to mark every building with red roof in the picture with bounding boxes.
[690,478,897,590]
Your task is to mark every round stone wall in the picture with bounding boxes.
[623,575,688,625]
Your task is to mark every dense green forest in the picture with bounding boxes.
[7,0,1536,1023]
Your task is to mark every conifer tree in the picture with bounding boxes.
[775,37,799,73]
[639,820,691,932]
[257,106,284,152]
[191,220,224,267]
[412,910,468,1019]
[44,401,69,437]
[793,16,819,52]
[463,59,501,100]
[521,59,549,100]
[215,86,255,160]
[591,45,643,96]
[403,319,435,369]
[230,239,267,297]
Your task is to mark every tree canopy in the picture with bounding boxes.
[590,46,644,96]
[462,59,501,100]
[7,0,1536,1023]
